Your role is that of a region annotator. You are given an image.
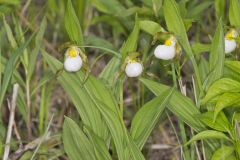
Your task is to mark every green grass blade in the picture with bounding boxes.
[0,33,35,108]
[27,17,47,80]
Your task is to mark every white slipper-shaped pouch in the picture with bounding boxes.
[154,45,176,60]
[225,38,237,54]
[125,62,143,77]
[224,29,238,54]
[64,46,83,72]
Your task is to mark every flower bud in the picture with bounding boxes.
[64,46,83,72]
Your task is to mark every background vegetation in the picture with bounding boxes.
[0,0,240,159]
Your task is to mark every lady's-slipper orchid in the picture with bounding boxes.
[224,29,238,54]
[125,59,143,78]
[154,36,177,60]
[64,46,83,72]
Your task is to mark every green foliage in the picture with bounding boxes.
[121,15,139,60]
[131,88,174,149]
[63,117,96,160]
[202,78,240,104]
[206,19,225,89]
[185,130,231,146]
[65,0,84,45]
[211,145,234,160]
[139,20,165,35]
[0,33,35,108]
[198,111,230,132]
[1,0,240,159]
[140,78,205,131]
[229,0,240,27]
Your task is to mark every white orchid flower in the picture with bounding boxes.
[154,36,177,60]
[64,46,83,72]
[125,59,143,78]
[225,29,238,54]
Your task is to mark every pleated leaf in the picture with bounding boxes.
[131,88,174,149]
[63,117,96,160]
[206,19,224,89]
[140,78,205,132]
[139,20,165,35]
[185,130,231,146]
[211,145,234,160]
[121,15,139,60]
[214,93,240,120]
[202,78,240,104]
[198,111,230,132]
[229,0,240,27]
[84,127,112,160]
[65,0,84,45]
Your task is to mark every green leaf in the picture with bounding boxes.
[3,16,17,48]
[214,0,226,20]
[229,0,240,27]
[131,88,174,149]
[198,111,230,132]
[206,19,224,89]
[84,127,112,160]
[139,20,165,35]
[92,98,145,160]
[121,15,139,60]
[0,33,35,108]
[91,0,126,15]
[152,0,163,16]
[192,43,211,55]
[99,57,121,84]
[199,56,210,82]
[63,117,96,160]
[85,35,117,52]
[0,0,19,5]
[211,145,234,160]
[185,130,231,146]
[202,78,240,104]
[224,61,240,82]
[214,93,240,120]
[65,0,84,45]
[92,15,126,35]
[187,1,212,19]
[140,78,205,132]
